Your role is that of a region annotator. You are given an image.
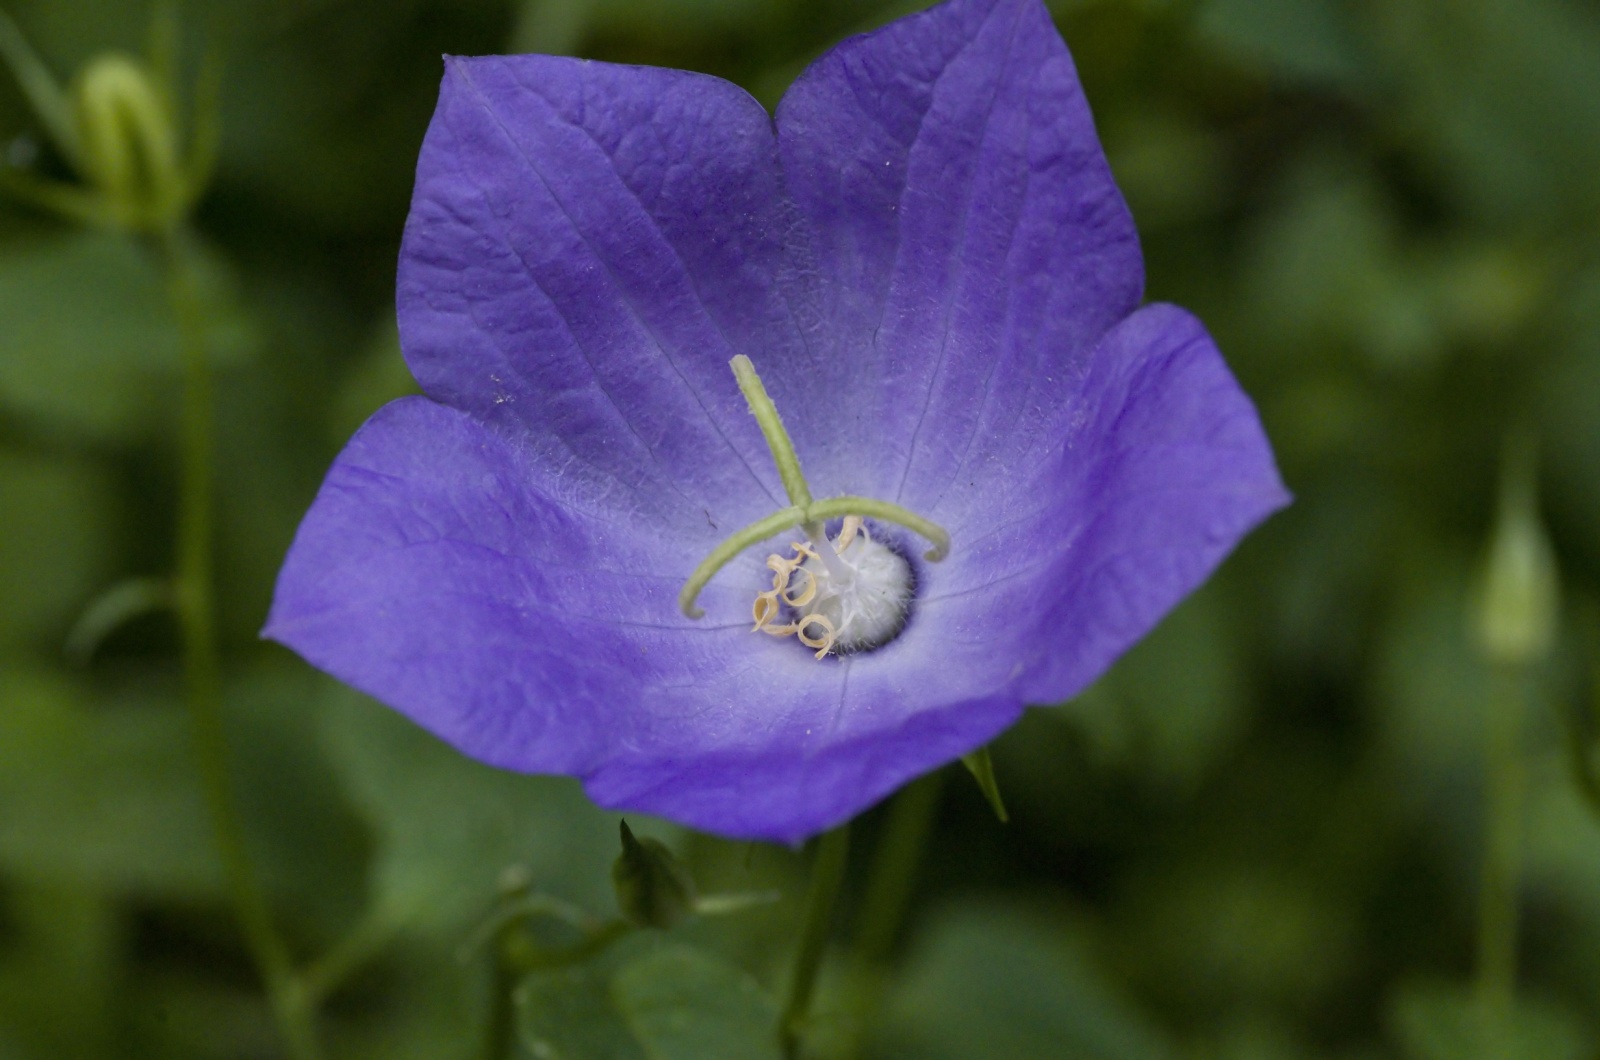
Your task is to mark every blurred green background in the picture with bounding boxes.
[2,0,1598,1056]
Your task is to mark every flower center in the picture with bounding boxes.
[678,356,947,661]
[752,517,914,657]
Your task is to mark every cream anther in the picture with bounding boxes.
[751,519,913,658]
[676,356,947,650]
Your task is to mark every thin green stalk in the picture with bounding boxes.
[839,773,943,1060]
[484,913,633,1060]
[162,227,320,1060]
[1475,666,1526,1038]
[0,5,82,166]
[852,772,943,972]
[780,823,851,1060]
[484,932,518,1060]
[1562,649,1600,821]
[297,909,398,1010]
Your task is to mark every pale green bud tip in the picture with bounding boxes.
[611,820,697,929]
[1474,439,1559,667]
[71,52,182,227]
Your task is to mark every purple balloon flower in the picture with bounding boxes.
[266,0,1288,843]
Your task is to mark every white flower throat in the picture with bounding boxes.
[678,355,947,661]
[751,516,914,657]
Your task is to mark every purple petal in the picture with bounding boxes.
[399,54,810,533]
[267,398,1041,842]
[270,0,1289,844]
[773,0,1143,503]
[264,397,710,775]
[919,303,1290,705]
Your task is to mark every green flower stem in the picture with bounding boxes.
[851,771,943,971]
[1475,664,1527,1037]
[296,908,397,1010]
[780,823,851,1059]
[0,6,82,167]
[731,354,812,509]
[838,772,944,1059]
[162,226,320,1060]
[484,925,518,1060]
[1563,653,1600,819]
[485,911,634,1059]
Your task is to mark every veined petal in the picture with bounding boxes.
[266,398,1034,841]
[265,397,745,775]
[917,304,1289,704]
[584,687,1021,844]
[399,55,809,531]
[773,0,1143,503]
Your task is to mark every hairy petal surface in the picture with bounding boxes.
[267,399,1047,842]
[399,55,809,535]
[773,0,1143,505]
[917,304,1290,704]
[265,398,720,776]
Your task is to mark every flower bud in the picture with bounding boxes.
[71,53,183,229]
[611,820,697,930]
[1474,439,1559,667]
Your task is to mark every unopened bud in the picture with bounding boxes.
[1474,438,1559,666]
[72,53,182,229]
[611,820,696,930]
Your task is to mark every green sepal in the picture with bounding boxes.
[612,820,698,930]
[961,747,1009,823]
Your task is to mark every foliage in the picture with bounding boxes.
[1,0,1598,1056]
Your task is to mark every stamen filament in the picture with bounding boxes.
[804,497,950,562]
[731,354,812,509]
[804,520,851,582]
[680,497,950,619]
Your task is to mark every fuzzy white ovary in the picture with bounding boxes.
[794,531,913,653]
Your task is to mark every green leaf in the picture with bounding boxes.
[519,961,648,1060]
[959,747,1008,822]
[1390,980,1592,1060]
[0,229,252,438]
[612,946,780,1060]
[0,879,118,1058]
[1537,266,1600,555]
[1371,554,1493,809]
[515,941,779,1060]
[1112,859,1357,1012]
[1242,155,1443,375]
[1520,754,1600,934]
[1365,0,1600,225]
[320,689,629,935]
[0,449,113,652]
[1196,0,1370,89]
[0,6,80,165]
[0,667,220,894]
[0,661,366,923]
[328,315,420,445]
[878,904,1175,1060]
[1102,109,1227,231]
[1058,580,1248,789]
